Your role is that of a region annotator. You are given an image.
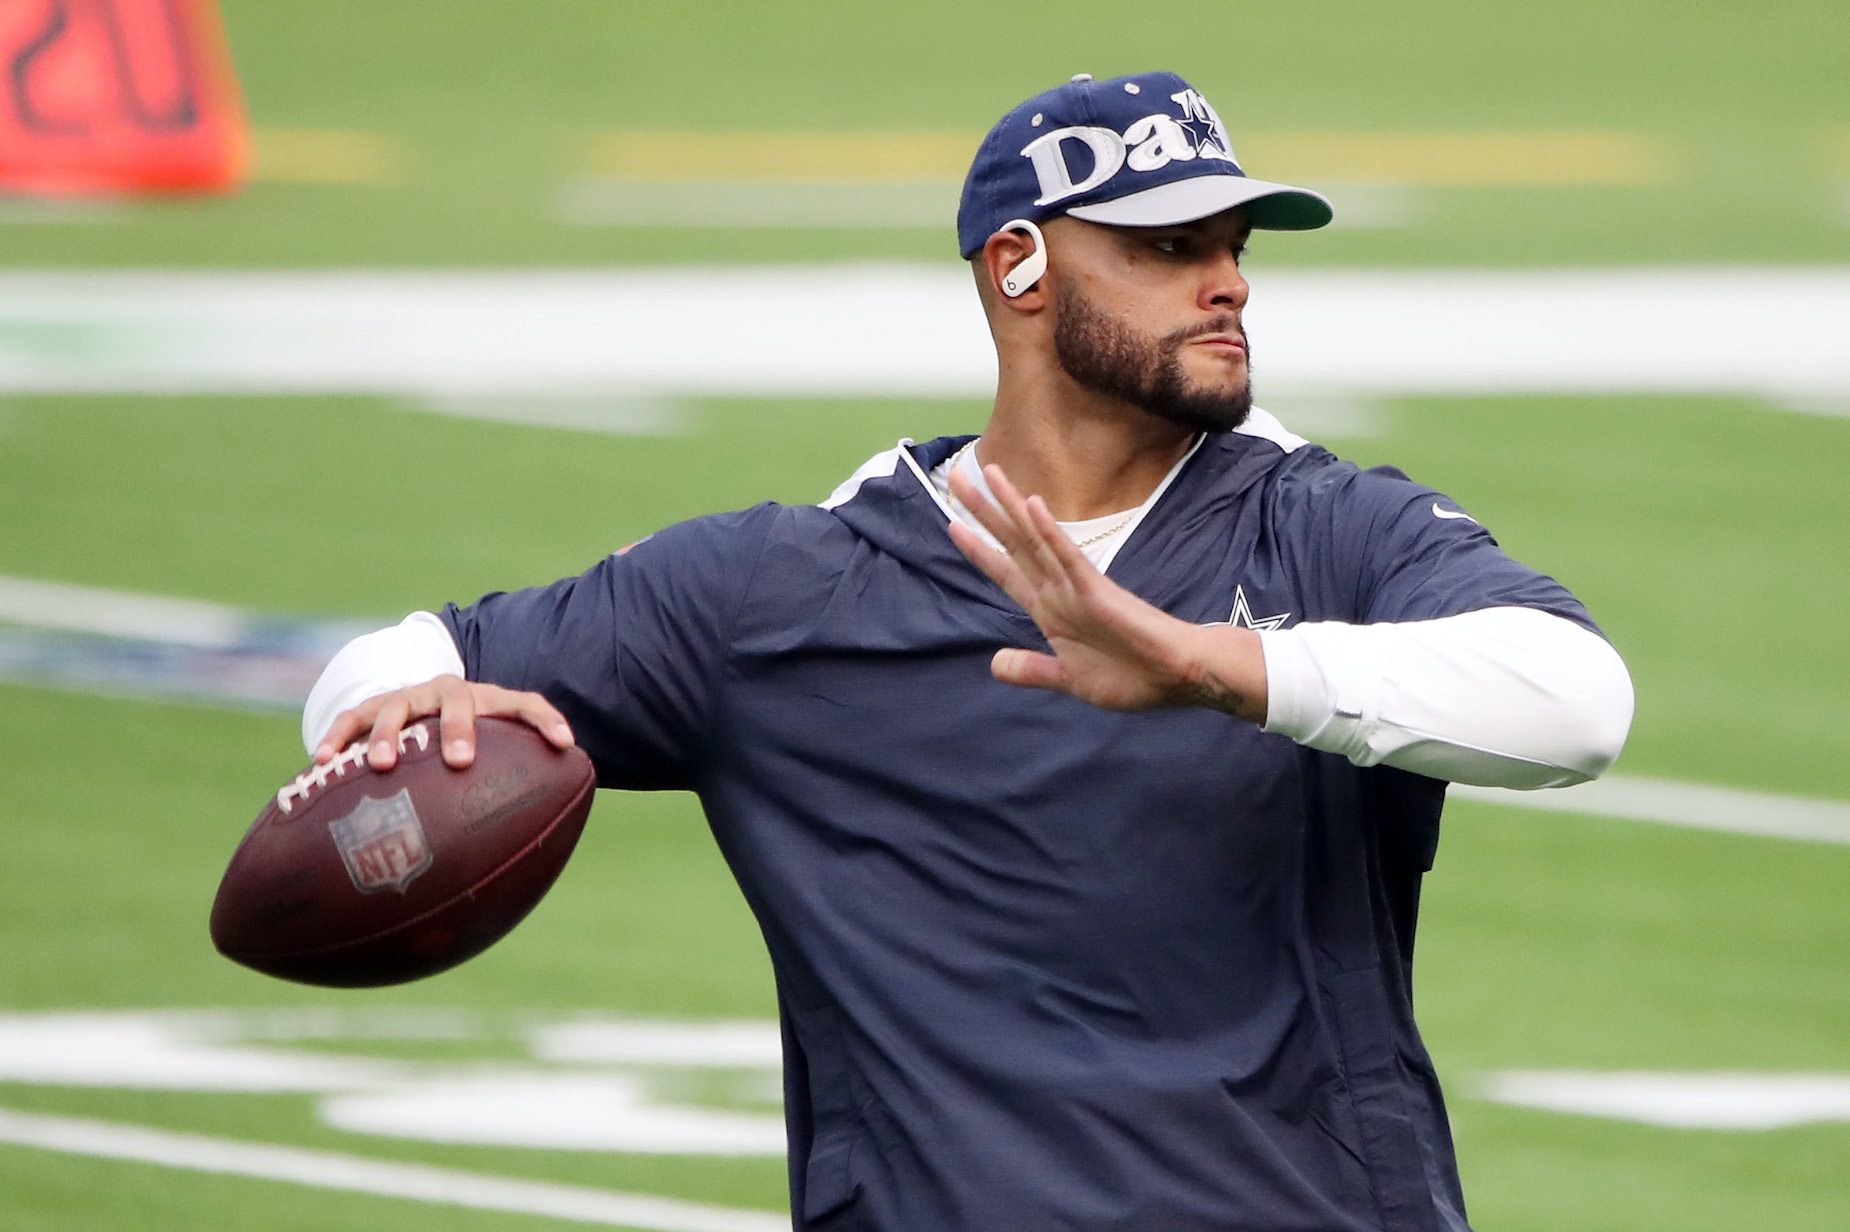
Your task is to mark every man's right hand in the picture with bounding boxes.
[312,675,576,771]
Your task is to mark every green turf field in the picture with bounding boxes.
[2,2,1847,1230]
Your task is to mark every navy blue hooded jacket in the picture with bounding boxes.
[441,426,1594,1232]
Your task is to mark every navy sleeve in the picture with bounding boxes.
[1322,462,1598,633]
[440,504,779,791]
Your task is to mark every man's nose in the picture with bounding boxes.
[1201,252,1249,312]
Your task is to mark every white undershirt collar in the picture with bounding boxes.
[925,434,1205,574]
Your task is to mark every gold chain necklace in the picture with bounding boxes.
[1070,512,1137,548]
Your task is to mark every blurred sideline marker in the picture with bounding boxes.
[1823,127,1850,174]
[250,128,402,184]
[560,128,1673,228]
[580,128,1670,188]
[1826,128,1850,225]
[566,129,976,228]
[1237,130,1674,187]
[586,130,980,182]
[0,0,247,195]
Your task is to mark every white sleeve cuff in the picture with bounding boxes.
[1259,608,1634,789]
[1257,624,1342,742]
[300,611,466,755]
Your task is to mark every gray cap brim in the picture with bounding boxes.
[1065,173,1333,231]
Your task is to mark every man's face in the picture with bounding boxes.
[1045,210,1254,433]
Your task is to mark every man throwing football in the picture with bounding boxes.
[306,71,1632,1232]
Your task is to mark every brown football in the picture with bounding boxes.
[211,717,596,988]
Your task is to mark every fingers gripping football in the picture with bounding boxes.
[314,675,575,770]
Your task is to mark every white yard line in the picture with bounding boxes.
[0,1108,787,1232]
[1,266,1847,400]
[1476,1071,1850,1130]
[1451,775,1850,846]
[0,574,249,648]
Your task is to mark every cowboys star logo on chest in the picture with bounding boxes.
[1208,584,1291,632]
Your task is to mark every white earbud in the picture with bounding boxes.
[998,218,1047,298]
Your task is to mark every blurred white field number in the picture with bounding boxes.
[3,1008,1848,1145]
[0,1010,1845,1230]
[0,1009,785,1155]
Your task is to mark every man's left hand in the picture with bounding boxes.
[947,462,1269,723]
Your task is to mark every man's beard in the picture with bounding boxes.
[1051,281,1253,433]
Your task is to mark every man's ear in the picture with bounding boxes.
[982,220,1048,310]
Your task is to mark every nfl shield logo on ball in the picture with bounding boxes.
[328,790,434,894]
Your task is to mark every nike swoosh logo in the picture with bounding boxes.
[1432,502,1477,522]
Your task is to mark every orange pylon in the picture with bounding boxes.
[0,0,248,195]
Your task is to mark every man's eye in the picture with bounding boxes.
[1153,237,1187,255]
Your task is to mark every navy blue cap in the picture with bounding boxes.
[956,71,1333,259]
